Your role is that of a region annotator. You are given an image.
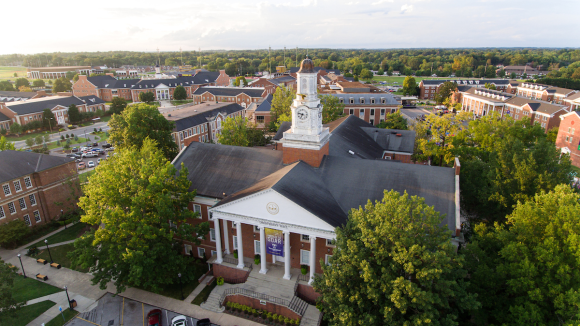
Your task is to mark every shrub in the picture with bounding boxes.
[66,134,70,139]
[254,254,260,265]
[252,308,257,317]
[216,276,224,286]
[266,312,273,321]
[60,135,65,141]
[300,265,308,275]
[278,314,285,323]
[233,249,238,259]
[0,219,31,248]
[93,128,97,133]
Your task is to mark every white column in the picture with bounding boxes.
[236,222,244,269]
[283,231,291,280]
[259,226,268,274]
[223,220,230,254]
[308,236,316,285]
[214,218,223,263]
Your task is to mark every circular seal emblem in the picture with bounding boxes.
[266,202,279,215]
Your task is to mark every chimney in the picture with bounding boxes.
[106,73,114,77]
[78,75,88,81]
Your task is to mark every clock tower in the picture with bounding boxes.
[281,58,330,167]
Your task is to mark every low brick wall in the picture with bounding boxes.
[213,263,248,281]
[296,284,321,305]
[225,295,300,319]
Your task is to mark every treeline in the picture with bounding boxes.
[2,48,580,80]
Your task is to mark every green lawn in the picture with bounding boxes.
[16,224,62,249]
[45,307,79,326]
[79,170,96,183]
[135,262,208,300]
[35,243,89,273]
[12,276,63,302]
[0,66,28,81]
[5,130,60,142]
[0,300,56,326]
[171,100,193,106]
[27,223,88,249]
[192,279,217,305]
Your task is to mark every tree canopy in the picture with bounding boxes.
[320,94,345,123]
[402,76,418,95]
[0,259,23,317]
[314,190,479,326]
[42,109,56,129]
[270,85,295,125]
[138,91,155,103]
[14,78,29,88]
[69,139,209,293]
[434,81,457,105]
[377,110,407,130]
[109,97,127,115]
[218,116,270,147]
[173,86,187,100]
[68,104,80,124]
[0,136,15,151]
[32,79,45,87]
[108,103,178,160]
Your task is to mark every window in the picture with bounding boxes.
[233,236,238,250]
[301,234,310,242]
[7,202,16,214]
[370,109,375,116]
[360,98,365,104]
[371,98,375,104]
[300,249,310,265]
[33,210,41,223]
[207,207,212,220]
[184,244,193,255]
[370,119,374,125]
[3,184,11,196]
[573,128,576,135]
[256,116,265,124]
[571,137,574,144]
[210,228,216,241]
[13,181,22,192]
[325,254,332,265]
[193,204,201,215]
[349,98,354,104]
[23,214,31,226]
[339,98,344,104]
[381,109,385,115]
[0,206,4,219]
[349,109,354,115]
[326,239,335,247]
[211,250,218,257]
[254,225,260,232]
[198,247,206,258]
[254,240,261,254]
[18,198,26,210]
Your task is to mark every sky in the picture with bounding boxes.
[3,0,579,54]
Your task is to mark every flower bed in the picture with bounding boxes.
[224,301,301,326]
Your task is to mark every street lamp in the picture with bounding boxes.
[178,273,184,300]
[61,209,66,229]
[17,254,26,278]
[45,117,54,134]
[64,286,73,310]
[44,239,53,263]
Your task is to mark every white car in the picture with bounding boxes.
[87,161,95,168]
[97,158,102,164]
[83,152,96,158]
[171,315,187,326]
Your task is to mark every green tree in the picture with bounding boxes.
[109,97,127,115]
[14,78,29,89]
[0,136,15,150]
[0,258,24,316]
[547,126,558,143]
[9,123,22,136]
[42,109,56,130]
[173,85,187,100]
[65,71,76,80]
[34,135,43,146]
[25,138,34,148]
[320,95,345,123]
[0,81,15,91]
[464,185,580,326]
[69,139,209,293]
[510,72,517,79]
[359,68,373,80]
[377,68,384,75]
[32,79,45,87]
[217,116,249,147]
[52,79,65,93]
[497,69,506,78]
[73,74,80,82]
[0,219,30,248]
[270,85,295,124]
[13,73,17,77]
[402,76,417,95]
[68,104,81,124]
[484,83,497,90]
[109,103,178,161]
[416,111,470,166]
[43,134,50,143]
[314,190,479,326]
[434,81,457,105]
[233,76,248,87]
[377,110,408,130]
[139,91,155,103]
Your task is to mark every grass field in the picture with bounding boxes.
[35,243,89,273]
[45,307,79,326]
[79,169,96,183]
[11,276,63,302]
[28,223,88,249]
[0,300,56,326]
[0,66,28,81]
[171,100,193,106]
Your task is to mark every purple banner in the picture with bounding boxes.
[265,228,284,257]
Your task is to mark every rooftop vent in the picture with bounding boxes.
[348,150,355,155]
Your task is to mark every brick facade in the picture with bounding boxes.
[556,112,580,168]
[282,142,329,168]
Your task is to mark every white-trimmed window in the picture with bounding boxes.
[301,234,310,242]
[0,206,5,219]
[198,247,206,258]
[7,202,16,214]
[300,249,310,266]
[34,210,41,222]
[14,181,22,192]
[193,204,201,215]
[184,244,193,255]
[209,228,216,241]
[23,214,31,226]
[211,250,218,257]
[325,254,332,265]
[254,240,261,254]
[29,194,37,206]
[233,235,238,250]
[326,239,335,247]
[254,225,260,232]
[207,207,212,220]
[2,184,11,196]
[18,198,26,210]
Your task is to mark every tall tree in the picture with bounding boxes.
[434,81,457,105]
[9,123,22,136]
[69,139,209,293]
[320,95,345,123]
[270,85,295,124]
[377,110,408,130]
[14,78,29,89]
[138,91,155,103]
[314,190,479,326]
[68,104,81,124]
[464,185,580,326]
[218,116,249,147]
[359,68,373,80]
[42,109,56,130]
[402,76,417,95]
[0,81,15,91]
[416,111,470,166]
[109,97,127,115]
[108,103,178,160]
[52,79,65,93]
[32,79,45,87]
[173,86,187,100]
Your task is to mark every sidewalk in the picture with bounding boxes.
[26,291,95,326]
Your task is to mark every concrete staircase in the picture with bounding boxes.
[243,272,297,300]
[299,305,322,326]
[200,292,225,313]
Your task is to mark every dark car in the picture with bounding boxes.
[196,318,211,326]
[102,143,112,148]
[92,142,99,147]
[147,309,162,326]
[72,147,79,152]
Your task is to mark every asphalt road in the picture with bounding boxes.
[13,120,111,149]
[51,139,113,174]
[400,107,432,120]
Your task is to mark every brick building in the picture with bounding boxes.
[192,87,266,108]
[0,96,106,129]
[0,151,78,227]
[419,79,512,100]
[0,112,10,131]
[556,111,580,168]
[163,102,246,150]
[507,82,578,106]
[249,76,297,95]
[73,74,139,102]
[170,59,458,302]
[246,94,273,129]
[498,65,544,78]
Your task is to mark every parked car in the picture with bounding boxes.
[82,152,96,158]
[87,161,95,168]
[105,147,114,152]
[102,143,112,148]
[66,154,76,158]
[196,318,211,326]
[97,158,102,164]
[147,309,162,326]
[72,147,79,152]
[78,162,86,170]
[171,315,187,326]
[92,142,98,147]
[99,151,106,155]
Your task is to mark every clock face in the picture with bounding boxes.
[297,108,308,121]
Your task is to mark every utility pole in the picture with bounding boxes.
[284,46,286,68]
[268,46,271,75]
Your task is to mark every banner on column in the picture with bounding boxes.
[265,228,284,257]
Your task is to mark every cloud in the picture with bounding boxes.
[372,0,393,4]
[400,4,413,14]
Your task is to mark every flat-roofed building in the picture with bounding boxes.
[27,66,93,79]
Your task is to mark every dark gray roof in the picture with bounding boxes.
[362,128,415,153]
[192,87,264,98]
[422,79,510,86]
[456,85,473,92]
[269,76,296,86]
[6,96,85,115]
[344,77,355,82]
[86,76,140,89]
[172,103,244,132]
[173,142,285,199]
[0,150,74,184]
[273,121,291,140]
[255,94,273,112]
[133,76,197,90]
[328,115,385,159]
[191,71,220,84]
[0,91,38,99]
[77,96,106,105]
[0,111,9,122]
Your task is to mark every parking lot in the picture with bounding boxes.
[54,140,114,174]
[69,293,216,326]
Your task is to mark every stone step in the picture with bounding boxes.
[200,293,225,313]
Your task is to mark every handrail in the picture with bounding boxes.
[222,257,238,265]
[219,287,308,316]
[298,274,310,282]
